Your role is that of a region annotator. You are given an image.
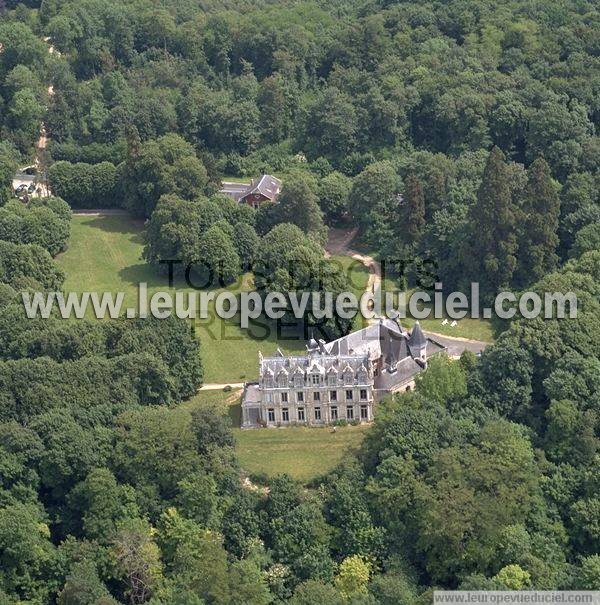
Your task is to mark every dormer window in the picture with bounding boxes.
[277,372,288,388]
[343,368,354,385]
[311,374,321,385]
[293,372,303,387]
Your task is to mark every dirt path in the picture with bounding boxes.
[326,227,382,324]
[72,209,130,216]
[35,43,56,168]
[225,388,244,404]
[425,331,491,345]
[326,227,490,348]
[199,382,245,391]
[351,250,381,298]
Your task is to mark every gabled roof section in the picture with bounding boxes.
[240,174,282,202]
[261,353,368,379]
[325,318,405,359]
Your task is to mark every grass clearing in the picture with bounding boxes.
[183,389,242,426]
[376,276,496,342]
[58,215,307,382]
[184,388,369,483]
[58,214,490,387]
[331,254,370,299]
[233,424,369,483]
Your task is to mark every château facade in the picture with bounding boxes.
[241,319,446,428]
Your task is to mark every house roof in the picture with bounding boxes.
[324,318,404,359]
[374,356,423,391]
[257,319,447,392]
[259,352,370,379]
[408,321,427,348]
[240,174,282,202]
[243,383,261,404]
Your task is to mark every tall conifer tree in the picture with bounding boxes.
[405,173,425,245]
[517,158,560,285]
[468,146,518,296]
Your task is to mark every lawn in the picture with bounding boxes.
[58,214,308,382]
[58,214,494,387]
[375,276,497,342]
[233,424,369,483]
[182,388,243,426]
[182,387,369,483]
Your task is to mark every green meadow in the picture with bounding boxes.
[57,214,369,382]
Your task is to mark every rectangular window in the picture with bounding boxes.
[330,390,337,401]
[314,391,320,401]
[314,407,321,421]
[360,389,367,400]
[297,392,304,402]
[331,406,338,420]
[346,390,353,400]
[281,392,288,403]
[346,406,354,420]
[360,405,368,420]
[282,408,289,422]
[268,408,275,422]
[312,374,320,385]
[298,407,305,421]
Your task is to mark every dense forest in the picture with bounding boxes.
[0,0,598,602]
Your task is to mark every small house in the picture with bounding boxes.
[237,175,282,208]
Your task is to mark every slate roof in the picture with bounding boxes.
[374,356,424,391]
[259,352,371,381]
[324,318,403,359]
[239,174,282,202]
[409,321,427,348]
[257,319,447,393]
[426,339,446,357]
[243,383,261,404]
